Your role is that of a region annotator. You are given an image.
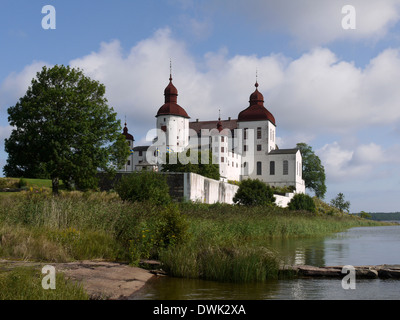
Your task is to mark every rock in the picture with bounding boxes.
[377,265,400,279]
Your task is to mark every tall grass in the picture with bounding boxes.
[0,191,384,283]
[158,202,382,282]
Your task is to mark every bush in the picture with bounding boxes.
[233,179,275,206]
[115,171,171,205]
[287,193,316,212]
[18,178,28,188]
[113,202,189,265]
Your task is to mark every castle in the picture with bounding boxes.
[120,72,305,195]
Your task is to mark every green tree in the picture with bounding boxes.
[115,171,171,205]
[161,150,220,180]
[287,193,316,213]
[233,179,275,206]
[296,142,327,199]
[359,211,372,219]
[3,65,129,194]
[330,193,351,213]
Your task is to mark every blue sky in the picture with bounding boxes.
[1,0,400,212]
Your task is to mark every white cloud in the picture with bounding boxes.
[0,61,49,110]
[318,141,400,183]
[214,0,400,46]
[1,29,400,145]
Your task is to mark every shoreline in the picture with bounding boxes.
[0,259,156,300]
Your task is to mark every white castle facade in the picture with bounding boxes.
[120,73,305,194]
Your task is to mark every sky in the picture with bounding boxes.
[1,0,400,213]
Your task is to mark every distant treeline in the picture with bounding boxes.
[367,212,400,221]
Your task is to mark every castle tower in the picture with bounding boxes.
[121,122,135,171]
[155,71,190,154]
[237,81,276,181]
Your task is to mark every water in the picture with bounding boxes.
[132,225,400,300]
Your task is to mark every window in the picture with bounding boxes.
[257,162,262,175]
[221,147,224,153]
[139,151,143,157]
[244,128,248,140]
[270,161,275,175]
[257,127,262,139]
[221,136,225,142]
[127,141,131,146]
[244,145,248,152]
[221,157,224,163]
[127,160,131,166]
[257,144,262,151]
[283,160,288,175]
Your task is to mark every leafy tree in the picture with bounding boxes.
[233,179,275,206]
[3,65,129,194]
[287,193,316,213]
[161,150,220,180]
[115,171,171,205]
[330,193,351,213]
[359,211,372,219]
[296,143,327,199]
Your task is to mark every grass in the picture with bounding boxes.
[0,177,65,191]
[0,189,387,289]
[0,267,88,300]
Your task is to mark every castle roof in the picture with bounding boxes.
[237,82,276,125]
[122,123,134,141]
[156,75,190,119]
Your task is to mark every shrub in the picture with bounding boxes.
[18,178,28,188]
[287,193,316,212]
[115,171,171,205]
[233,179,275,206]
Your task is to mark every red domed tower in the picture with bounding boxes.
[238,81,275,125]
[155,68,190,153]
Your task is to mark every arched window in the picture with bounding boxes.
[270,161,275,175]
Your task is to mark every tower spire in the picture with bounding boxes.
[169,59,172,81]
[255,69,259,88]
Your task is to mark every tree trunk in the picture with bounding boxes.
[52,177,59,195]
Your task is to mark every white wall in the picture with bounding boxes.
[182,172,239,204]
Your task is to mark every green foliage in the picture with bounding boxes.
[233,179,275,206]
[161,151,220,180]
[330,193,351,213]
[113,202,189,265]
[0,178,19,189]
[288,193,316,213]
[18,178,28,188]
[0,267,89,300]
[296,143,327,199]
[115,171,171,205]
[3,65,130,194]
[160,245,279,282]
[359,211,372,219]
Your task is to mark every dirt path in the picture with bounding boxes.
[0,259,156,300]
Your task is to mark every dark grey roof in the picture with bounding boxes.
[133,146,150,152]
[269,148,299,155]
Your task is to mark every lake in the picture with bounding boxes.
[132,225,400,300]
